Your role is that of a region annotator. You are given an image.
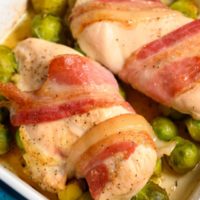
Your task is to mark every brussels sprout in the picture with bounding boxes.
[119,85,126,99]
[167,137,199,173]
[78,192,92,200]
[15,129,24,151]
[31,0,68,16]
[32,14,63,43]
[170,0,198,19]
[58,181,83,200]
[185,118,200,142]
[0,45,17,83]
[153,159,162,177]
[0,125,10,155]
[132,181,169,200]
[159,105,185,120]
[151,117,178,141]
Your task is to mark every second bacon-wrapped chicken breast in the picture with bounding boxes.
[69,0,200,119]
[0,38,158,199]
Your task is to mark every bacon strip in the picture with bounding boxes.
[136,20,200,60]
[120,20,200,105]
[85,142,136,198]
[70,0,166,38]
[0,55,125,125]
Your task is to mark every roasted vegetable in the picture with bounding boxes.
[151,117,178,141]
[0,125,10,155]
[31,0,68,16]
[119,85,126,99]
[159,105,185,120]
[185,118,200,142]
[132,181,169,200]
[170,0,198,19]
[153,158,162,177]
[0,45,17,83]
[167,137,199,173]
[32,14,63,43]
[58,181,83,200]
[15,129,24,151]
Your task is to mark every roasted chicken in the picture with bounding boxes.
[0,38,158,200]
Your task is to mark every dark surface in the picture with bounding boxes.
[0,180,27,200]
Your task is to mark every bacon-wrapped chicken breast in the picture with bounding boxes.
[69,0,200,119]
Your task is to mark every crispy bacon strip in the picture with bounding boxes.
[70,0,166,38]
[0,55,126,125]
[120,20,200,106]
[84,141,137,198]
[136,20,200,60]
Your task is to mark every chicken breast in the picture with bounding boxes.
[72,0,192,73]
[20,105,130,192]
[70,0,200,119]
[9,39,157,197]
[10,43,132,191]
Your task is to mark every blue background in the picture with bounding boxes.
[0,181,26,200]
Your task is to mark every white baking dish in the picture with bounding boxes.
[0,1,200,200]
[0,165,48,200]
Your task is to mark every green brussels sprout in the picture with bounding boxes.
[151,117,178,141]
[78,192,92,200]
[185,118,200,142]
[15,129,24,151]
[32,14,63,43]
[153,158,162,177]
[167,137,199,173]
[0,45,17,83]
[0,125,10,155]
[31,0,68,16]
[159,105,185,120]
[170,0,198,19]
[119,85,126,99]
[58,181,83,200]
[132,181,169,200]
